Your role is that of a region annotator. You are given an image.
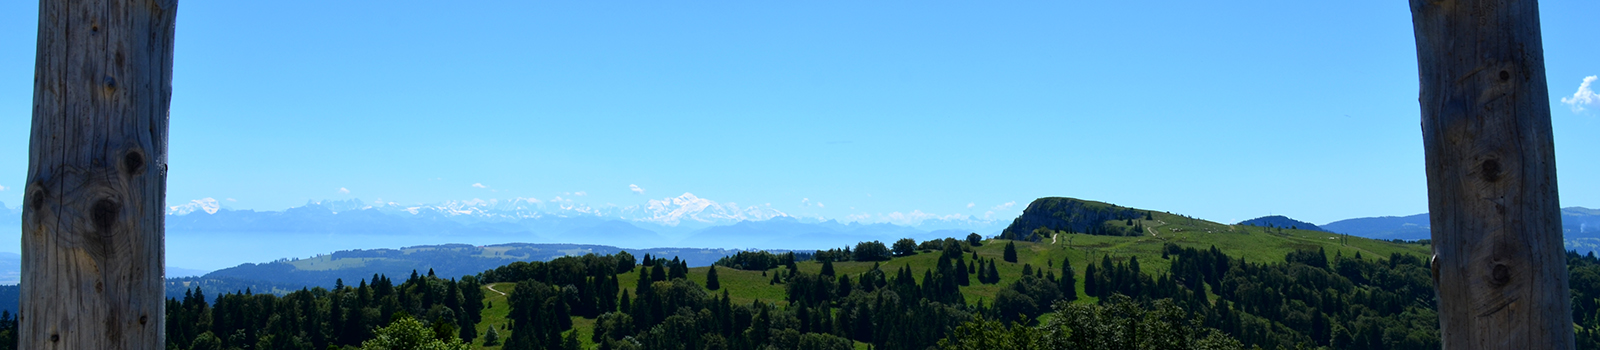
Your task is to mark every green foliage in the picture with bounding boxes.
[993,275,1061,323]
[504,280,565,350]
[360,316,471,350]
[967,233,984,247]
[1059,257,1078,302]
[714,251,798,271]
[853,241,892,262]
[1003,242,1018,263]
[893,238,919,257]
[939,297,1242,350]
[481,326,500,346]
[706,265,721,290]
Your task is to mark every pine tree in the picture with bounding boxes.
[1003,242,1018,263]
[821,259,836,277]
[483,326,501,346]
[668,257,687,280]
[707,265,721,290]
[651,263,667,283]
[619,290,632,313]
[1061,256,1078,301]
[1084,263,1098,298]
[562,329,581,350]
[955,259,970,286]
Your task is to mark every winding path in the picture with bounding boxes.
[486,283,508,296]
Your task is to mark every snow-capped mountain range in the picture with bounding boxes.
[167,192,975,230]
[147,192,1010,271]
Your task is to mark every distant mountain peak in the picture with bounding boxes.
[625,192,789,226]
[1237,215,1328,232]
[168,198,223,215]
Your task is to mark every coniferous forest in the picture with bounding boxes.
[3,238,1600,349]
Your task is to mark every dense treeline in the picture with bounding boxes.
[163,269,485,350]
[715,251,799,271]
[15,237,1600,349]
[940,296,1242,350]
[534,239,986,350]
[953,243,1440,349]
[1566,251,1600,348]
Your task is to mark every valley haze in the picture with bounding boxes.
[2,194,1597,286]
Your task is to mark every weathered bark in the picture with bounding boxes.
[1410,0,1573,348]
[22,0,177,348]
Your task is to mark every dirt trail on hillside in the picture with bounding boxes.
[487,284,508,296]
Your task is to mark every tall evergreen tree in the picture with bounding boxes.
[955,259,971,286]
[651,263,667,283]
[668,257,687,280]
[821,259,836,277]
[1003,242,1018,263]
[707,265,722,290]
[1084,263,1099,298]
[1061,256,1078,301]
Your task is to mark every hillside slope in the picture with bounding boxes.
[1237,215,1328,232]
[1002,197,1148,240]
[203,243,755,289]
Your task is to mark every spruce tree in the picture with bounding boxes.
[1061,256,1078,301]
[707,265,721,290]
[821,259,836,277]
[651,263,667,283]
[975,260,989,283]
[955,259,970,286]
[483,326,501,346]
[667,257,687,280]
[1084,263,1098,298]
[1003,242,1018,263]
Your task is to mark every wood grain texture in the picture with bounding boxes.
[1409,0,1574,348]
[22,0,177,348]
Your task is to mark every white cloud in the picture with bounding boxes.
[991,201,1016,211]
[1562,76,1599,113]
[967,202,975,208]
[574,191,588,196]
[226,198,236,202]
[817,202,825,208]
[472,183,489,189]
[630,184,645,195]
[338,187,350,194]
[0,185,8,191]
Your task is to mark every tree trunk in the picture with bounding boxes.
[22,0,178,348]
[1410,0,1574,348]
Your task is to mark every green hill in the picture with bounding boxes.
[683,207,1429,309]
[148,196,1444,350]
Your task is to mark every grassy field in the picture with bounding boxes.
[468,210,1430,348]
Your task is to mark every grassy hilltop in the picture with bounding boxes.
[469,197,1432,349]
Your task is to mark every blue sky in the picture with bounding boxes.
[2,0,1596,225]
